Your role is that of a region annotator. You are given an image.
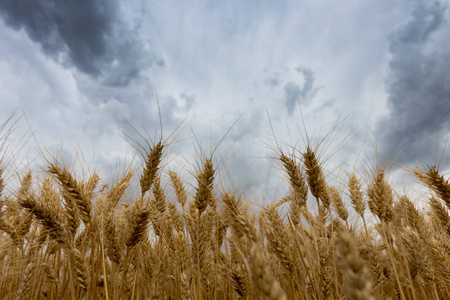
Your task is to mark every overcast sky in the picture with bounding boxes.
[0,0,449,201]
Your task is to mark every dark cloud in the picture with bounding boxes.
[376,1,450,164]
[284,66,317,114]
[284,82,302,113]
[180,93,196,111]
[265,75,280,88]
[0,0,162,86]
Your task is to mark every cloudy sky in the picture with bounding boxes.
[0,0,449,200]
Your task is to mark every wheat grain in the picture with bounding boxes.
[337,230,374,300]
[140,141,164,197]
[249,242,287,300]
[169,170,188,208]
[329,186,349,223]
[367,170,393,223]
[194,159,215,214]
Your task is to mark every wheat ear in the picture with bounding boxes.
[280,153,308,208]
[415,167,450,209]
[303,147,326,202]
[329,186,349,223]
[18,191,67,244]
[169,170,187,208]
[194,159,215,215]
[0,168,4,199]
[126,198,152,248]
[222,192,256,242]
[107,169,133,207]
[367,170,393,223]
[249,242,287,300]
[429,197,450,236]
[348,173,366,216]
[140,141,164,196]
[337,230,374,300]
[49,164,88,230]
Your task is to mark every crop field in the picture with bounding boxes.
[0,120,449,300]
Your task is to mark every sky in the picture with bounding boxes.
[0,0,449,202]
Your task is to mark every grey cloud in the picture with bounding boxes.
[389,1,445,48]
[229,108,263,142]
[284,66,317,114]
[376,1,450,164]
[295,67,315,96]
[180,93,196,111]
[268,77,280,87]
[284,82,302,113]
[265,75,280,88]
[0,0,162,86]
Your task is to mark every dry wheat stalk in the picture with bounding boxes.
[348,173,366,216]
[17,260,35,299]
[140,141,164,197]
[398,196,428,237]
[429,197,450,236]
[81,173,99,206]
[303,147,330,208]
[0,168,4,199]
[318,235,334,299]
[329,186,349,223]
[194,159,215,215]
[229,264,249,298]
[126,198,152,248]
[104,205,122,265]
[169,170,188,208]
[152,175,166,214]
[167,201,184,233]
[180,272,192,300]
[222,192,256,242]
[337,230,374,300]
[15,172,34,239]
[18,191,67,244]
[415,167,450,208]
[3,120,450,299]
[71,247,88,295]
[49,164,86,232]
[367,170,393,223]
[107,169,133,208]
[428,235,450,283]
[401,230,434,282]
[280,153,308,208]
[264,205,295,273]
[249,242,287,300]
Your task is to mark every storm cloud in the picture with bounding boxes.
[0,0,162,86]
[376,1,450,164]
[1,0,445,199]
[284,66,317,114]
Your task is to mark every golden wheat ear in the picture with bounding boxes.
[48,164,87,236]
[0,168,4,200]
[222,192,256,242]
[337,230,374,300]
[139,141,164,197]
[415,166,450,209]
[169,169,187,208]
[279,152,308,208]
[249,241,287,300]
[194,158,215,215]
[126,198,152,249]
[367,170,394,223]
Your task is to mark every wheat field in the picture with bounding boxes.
[1,120,450,299]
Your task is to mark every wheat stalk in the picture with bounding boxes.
[140,141,164,197]
[337,230,374,300]
[194,159,215,215]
